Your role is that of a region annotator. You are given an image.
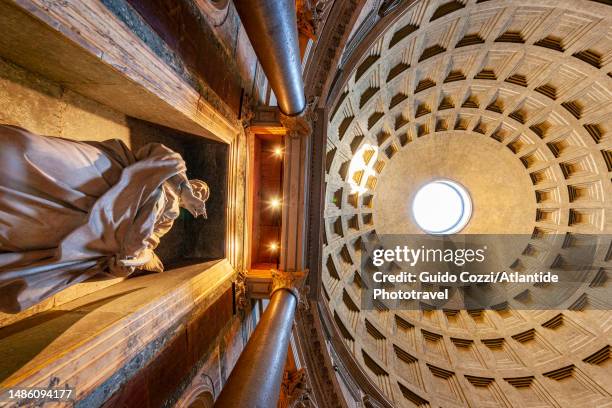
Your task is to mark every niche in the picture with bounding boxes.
[127,118,228,268]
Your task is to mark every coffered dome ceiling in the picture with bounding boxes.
[321,0,612,406]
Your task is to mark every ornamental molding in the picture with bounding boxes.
[271,270,309,301]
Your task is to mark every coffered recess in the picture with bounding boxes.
[323,0,612,406]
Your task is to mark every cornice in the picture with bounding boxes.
[303,0,366,105]
[325,0,417,112]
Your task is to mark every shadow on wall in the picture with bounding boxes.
[127,118,228,268]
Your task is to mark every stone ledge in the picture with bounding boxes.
[246,269,274,299]
[0,259,235,406]
[0,277,125,328]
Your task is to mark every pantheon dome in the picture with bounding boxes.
[0,0,610,407]
[322,0,612,406]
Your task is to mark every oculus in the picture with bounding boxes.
[412,179,471,234]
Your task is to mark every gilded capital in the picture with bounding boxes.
[279,368,310,408]
[234,269,249,314]
[279,111,314,137]
[239,93,255,129]
[271,270,309,301]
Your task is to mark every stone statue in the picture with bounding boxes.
[0,125,209,313]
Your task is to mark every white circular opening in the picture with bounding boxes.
[412,179,472,234]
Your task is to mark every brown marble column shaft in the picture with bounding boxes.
[215,289,297,407]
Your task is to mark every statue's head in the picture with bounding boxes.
[189,179,210,202]
[180,179,209,218]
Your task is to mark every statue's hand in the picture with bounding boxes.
[116,248,153,267]
[109,257,135,277]
[113,248,164,273]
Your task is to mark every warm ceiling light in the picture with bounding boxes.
[269,242,279,251]
[270,197,281,209]
[412,179,472,235]
[273,146,283,157]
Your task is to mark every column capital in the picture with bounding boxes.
[279,101,316,137]
[271,270,309,302]
[234,269,249,315]
[239,93,255,129]
[279,367,311,408]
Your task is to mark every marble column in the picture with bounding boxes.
[215,271,307,407]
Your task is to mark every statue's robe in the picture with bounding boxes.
[0,125,185,313]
